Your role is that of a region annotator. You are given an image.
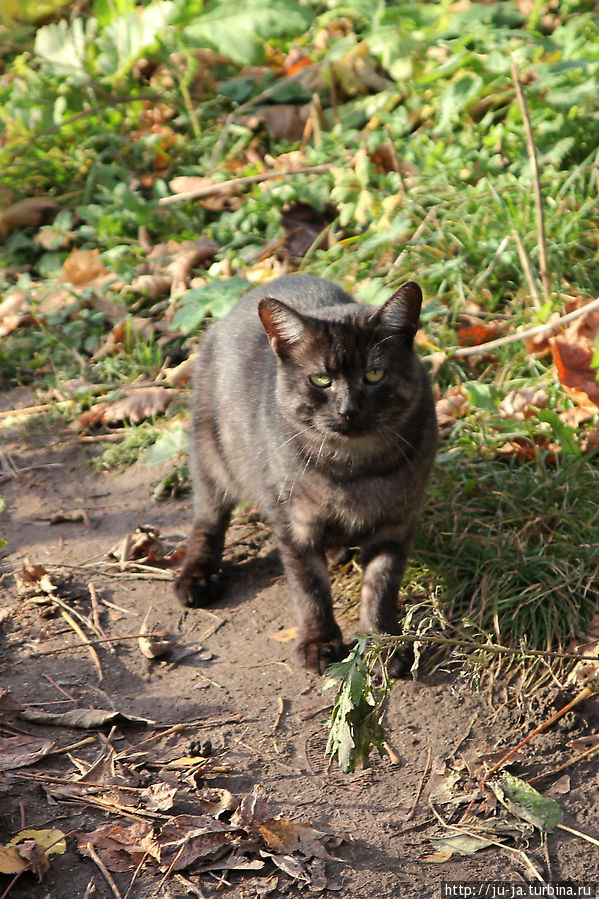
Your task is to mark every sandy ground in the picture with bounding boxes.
[1,390,598,899]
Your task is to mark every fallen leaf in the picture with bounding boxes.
[552,303,599,410]
[78,387,174,430]
[242,104,311,143]
[280,202,334,257]
[269,627,298,643]
[141,782,178,812]
[47,508,91,526]
[498,387,548,420]
[493,773,563,833]
[60,248,108,286]
[0,828,66,877]
[431,833,496,856]
[0,290,31,337]
[0,197,58,240]
[0,735,56,770]
[138,608,174,659]
[435,386,469,426]
[78,822,155,872]
[15,559,57,596]
[457,322,503,347]
[258,819,336,860]
[19,708,154,729]
[421,848,454,863]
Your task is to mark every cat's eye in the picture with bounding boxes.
[365,368,385,384]
[309,373,333,389]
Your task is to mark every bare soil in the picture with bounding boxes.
[1,389,598,899]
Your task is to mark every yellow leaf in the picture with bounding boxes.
[0,845,27,875]
[269,627,298,643]
[6,828,67,857]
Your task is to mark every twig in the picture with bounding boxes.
[59,608,103,682]
[406,746,432,821]
[482,686,594,785]
[156,844,186,892]
[0,873,21,899]
[379,632,599,665]
[512,228,541,308]
[43,672,77,702]
[527,740,599,784]
[511,55,552,303]
[0,400,73,420]
[32,631,167,657]
[86,843,124,899]
[89,582,115,654]
[117,723,186,757]
[273,697,286,731]
[389,207,438,275]
[158,165,334,206]
[123,852,149,899]
[451,295,599,359]
[556,822,599,848]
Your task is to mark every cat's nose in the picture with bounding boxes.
[337,395,359,420]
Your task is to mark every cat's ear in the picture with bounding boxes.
[258,298,308,356]
[377,281,422,340]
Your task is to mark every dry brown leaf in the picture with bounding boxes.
[138,608,174,659]
[160,354,197,387]
[242,104,311,142]
[91,316,155,362]
[258,819,336,860]
[141,782,178,812]
[0,735,56,771]
[456,322,503,347]
[16,559,57,596]
[60,248,108,286]
[498,387,548,420]
[435,386,469,426]
[0,289,31,337]
[78,822,155,872]
[159,815,240,871]
[0,197,58,240]
[77,387,173,430]
[19,707,154,729]
[552,303,599,410]
[269,626,298,643]
[109,525,164,563]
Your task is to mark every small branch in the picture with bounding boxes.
[158,164,334,206]
[406,745,432,820]
[450,295,599,359]
[527,740,599,784]
[86,842,124,899]
[59,609,103,682]
[556,822,599,848]
[378,632,598,665]
[481,686,594,785]
[511,55,552,303]
[32,631,170,657]
[512,228,541,308]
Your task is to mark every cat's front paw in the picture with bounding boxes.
[384,643,414,678]
[296,635,347,674]
[174,568,221,608]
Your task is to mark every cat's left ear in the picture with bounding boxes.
[258,298,309,357]
[376,281,422,341]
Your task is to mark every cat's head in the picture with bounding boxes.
[258,282,425,442]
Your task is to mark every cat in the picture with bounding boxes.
[175,274,437,676]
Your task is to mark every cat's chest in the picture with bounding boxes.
[285,468,408,547]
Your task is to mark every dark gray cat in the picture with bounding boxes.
[175,274,437,675]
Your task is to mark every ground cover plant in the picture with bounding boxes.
[1,0,599,893]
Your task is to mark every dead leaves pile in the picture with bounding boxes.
[0,719,342,892]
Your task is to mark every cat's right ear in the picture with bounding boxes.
[258,298,307,357]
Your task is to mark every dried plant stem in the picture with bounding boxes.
[89,582,115,654]
[406,746,432,820]
[32,631,168,657]
[482,686,594,785]
[380,632,597,665]
[556,822,599,848]
[86,843,124,899]
[511,54,552,303]
[451,295,599,359]
[528,740,599,784]
[512,228,541,308]
[159,164,334,206]
[59,608,103,681]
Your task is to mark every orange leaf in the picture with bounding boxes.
[456,323,501,347]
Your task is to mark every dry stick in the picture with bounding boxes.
[88,582,116,655]
[0,873,21,899]
[528,740,599,784]
[43,672,77,702]
[511,54,552,304]
[158,164,334,206]
[156,844,186,893]
[86,843,124,899]
[512,228,541,309]
[406,746,432,821]
[556,822,599,848]
[450,295,599,359]
[59,608,103,682]
[380,632,597,665]
[123,851,150,899]
[32,631,170,657]
[481,685,594,786]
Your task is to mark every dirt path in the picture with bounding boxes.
[1,392,598,898]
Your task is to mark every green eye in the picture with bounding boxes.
[365,368,385,383]
[309,373,332,388]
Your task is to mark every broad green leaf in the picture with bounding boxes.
[170,278,247,334]
[183,0,311,66]
[432,833,495,855]
[144,424,189,466]
[97,2,176,80]
[496,773,563,833]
